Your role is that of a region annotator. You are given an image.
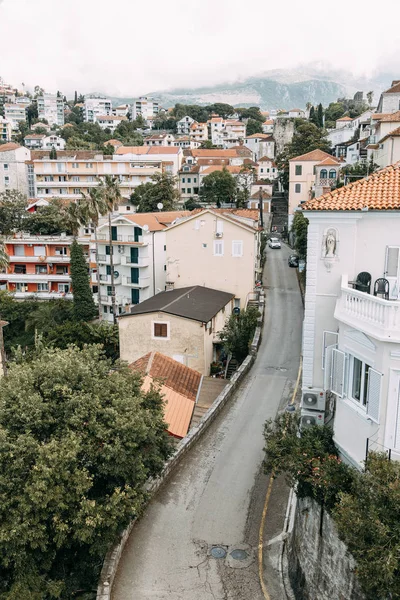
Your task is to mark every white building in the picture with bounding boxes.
[37,94,65,127]
[24,134,66,150]
[301,162,400,468]
[96,115,127,133]
[377,81,400,114]
[95,211,189,322]
[4,103,28,130]
[0,143,30,195]
[177,116,196,135]
[132,97,159,121]
[83,97,113,123]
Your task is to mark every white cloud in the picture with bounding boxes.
[1,0,399,97]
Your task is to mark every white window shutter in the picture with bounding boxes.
[322,331,338,370]
[324,344,335,391]
[331,349,346,398]
[366,368,382,424]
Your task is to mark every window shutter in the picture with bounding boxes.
[322,331,338,370]
[331,349,346,397]
[366,368,382,423]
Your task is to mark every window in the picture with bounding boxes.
[329,169,337,179]
[295,165,302,176]
[350,357,370,406]
[213,240,224,256]
[154,323,168,338]
[35,265,47,274]
[320,169,328,179]
[232,240,243,257]
[295,183,301,193]
[37,283,48,292]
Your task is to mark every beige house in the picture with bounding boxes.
[119,286,234,375]
[165,209,261,309]
[288,149,341,225]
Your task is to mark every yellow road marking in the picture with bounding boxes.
[258,356,302,599]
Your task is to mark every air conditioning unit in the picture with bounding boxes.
[215,232,223,238]
[118,245,125,253]
[301,389,326,411]
[300,409,324,431]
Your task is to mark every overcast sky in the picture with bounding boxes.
[1,0,399,98]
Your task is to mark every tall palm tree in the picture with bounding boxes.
[0,238,9,376]
[98,176,122,324]
[80,188,108,320]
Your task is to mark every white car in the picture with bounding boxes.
[268,237,281,249]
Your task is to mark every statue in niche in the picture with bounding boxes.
[325,228,337,258]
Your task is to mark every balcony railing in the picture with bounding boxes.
[334,274,400,342]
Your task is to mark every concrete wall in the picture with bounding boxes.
[288,497,364,600]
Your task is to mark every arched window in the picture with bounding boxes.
[329,169,337,179]
[320,169,328,179]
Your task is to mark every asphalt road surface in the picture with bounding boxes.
[113,243,303,600]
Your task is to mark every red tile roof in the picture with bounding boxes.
[302,162,400,211]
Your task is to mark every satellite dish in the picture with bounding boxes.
[143,224,149,232]
[157,202,163,210]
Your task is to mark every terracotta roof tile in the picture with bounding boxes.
[302,162,400,211]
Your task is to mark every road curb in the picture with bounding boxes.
[96,298,265,600]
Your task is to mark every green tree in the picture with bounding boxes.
[291,211,309,260]
[246,118,263,136]
[218,305,260,363]
[0,191,28,235]
[131,172,179,213]
[199,167,237,207]
[0,345,173,598]
[80,188,108,320]
[70,240,97,322]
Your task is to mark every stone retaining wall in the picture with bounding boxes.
[96,299,265,600]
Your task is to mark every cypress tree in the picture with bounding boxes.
[70,240,97,322]
[317,103,324,128]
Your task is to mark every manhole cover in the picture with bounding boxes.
[230,549,249,561]
[210,546,227,559]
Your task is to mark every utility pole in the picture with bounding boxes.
[258,187,264,229]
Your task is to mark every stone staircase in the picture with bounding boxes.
[270,192,288,233]
[189,377,227,430]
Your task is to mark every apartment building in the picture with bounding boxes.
[96,115,127,132]
[132,97,159,121]
[165,208,261,308]
[94,211,189,322]
[4,102,28,130]
[300,163,400,467]
[288,149,341,225]
[83,97,113,123]
[0,143,30,195]
[0,117,12,142]
[37,94,65,127]
[32,146,183,203]
[1,233,90,300]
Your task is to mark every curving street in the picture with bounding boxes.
[113,243,303,600]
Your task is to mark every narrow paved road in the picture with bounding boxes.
[113,244,303,600]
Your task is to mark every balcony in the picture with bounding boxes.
[122,275,150,288]
[334,275,400,342]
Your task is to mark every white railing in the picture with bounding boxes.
[334,274,400,342]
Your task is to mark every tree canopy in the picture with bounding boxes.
[0,345,173,598]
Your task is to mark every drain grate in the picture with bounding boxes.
[210,546,227,559]
[230,549,249,561]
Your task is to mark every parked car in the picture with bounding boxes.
[268,237,281,249]
[288,254,299,268]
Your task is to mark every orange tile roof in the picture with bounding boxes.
[0,142,21,152]
[290,149,338,162]
[130,352,200,438]
[302,162,400,211]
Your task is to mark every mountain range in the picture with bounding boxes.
[108,64,396,111]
